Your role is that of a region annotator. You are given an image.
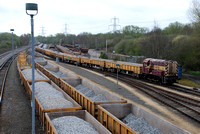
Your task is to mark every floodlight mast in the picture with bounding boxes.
[10,29,14,84]
[26,3,38,16]
[25,3,38,134]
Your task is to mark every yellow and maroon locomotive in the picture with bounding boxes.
[142,58,178,83]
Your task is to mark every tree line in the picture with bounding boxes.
[0,33,30,49]
[35,21,199,71]
[0,21,199,71]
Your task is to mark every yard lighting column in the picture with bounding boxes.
[116,64,120,88]
[10,29,14,84]
[25,3,38,134]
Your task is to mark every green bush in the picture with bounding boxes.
[100,52,108,59]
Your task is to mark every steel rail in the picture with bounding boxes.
[103,71,200,124]
[167,85,200,97]
[0,57,13,105]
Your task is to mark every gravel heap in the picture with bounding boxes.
[52,116,99,134]
[91,94,108,102]
[122,113,163,134]
[35,57,46,62]
[44,63,59,72]
[34,82,74,109]
[75,84,108,101]
[50,71,67,78]
[84,90,95,98]
[35,57,47,65]
[74,84,95,98]
[44,64,55,68]
[75,84,84,90]
[75,84,95,97]
[22,69,46,80]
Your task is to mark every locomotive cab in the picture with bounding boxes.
[142,58,179,84]
[143,58,152,74]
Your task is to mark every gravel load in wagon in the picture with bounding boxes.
[45,110,111,134]
[29,81,82,128]
[61,77,127,116]
[35,57,47,66]
[122,113,162,134]
[67,78,125,102]
[52,116,99,134]
[57,66,79,78]
[34,81,73,109]
[75,84,107,101]
[98,103,191,134]
[37,61,78,78]
[21,68,47,80]
[44,63,59,72]
[50,71,67,78]
[34,56,57,71]
[27,56,47,66]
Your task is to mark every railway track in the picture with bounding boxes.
[116,71,200,98]
[101,71,200,124]
[0,56,13,104]
[167,84,200,97]
[0,51,11,60]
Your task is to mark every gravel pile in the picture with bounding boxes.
[50,71,67,78]
[22,69,46,80]
[75,84,95,98]
[44,63,59,72]
[91,94,108,102]
[35,57,47,66]
[75,84,84,90]
[84,90,95,98]
[75,84,107,101]
[122,113,163,134]
[35,57,46,62]
[44,64,55,68]
[34,82,74,109]
[52,116,99,134]
[40,97,73,109]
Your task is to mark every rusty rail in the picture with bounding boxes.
[104,71,200,124]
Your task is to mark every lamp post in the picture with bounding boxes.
[10,29,14,84]
[25,3,38,134]
[106,39,107,53]
[116,64,120,88]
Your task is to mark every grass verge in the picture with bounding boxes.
[178,78,200,88]
[187,71,200,76]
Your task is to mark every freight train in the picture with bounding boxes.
[35,46,181,84]
[17,51,189,134]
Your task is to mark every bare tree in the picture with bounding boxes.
[188,0,200,23]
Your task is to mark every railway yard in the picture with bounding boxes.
[0,47,200,134]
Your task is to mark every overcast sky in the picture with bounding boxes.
[0,0,192,36]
